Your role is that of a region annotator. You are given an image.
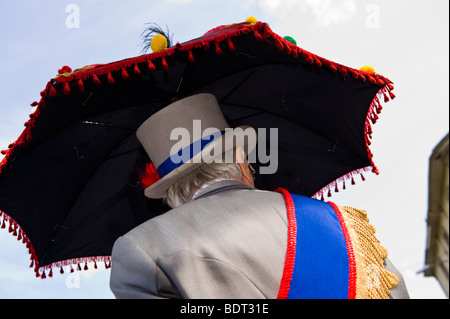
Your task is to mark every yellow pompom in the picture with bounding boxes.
[245,16,258,25]
[151,34,168,53]
[359,65,375,74]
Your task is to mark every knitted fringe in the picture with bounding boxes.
[336,205,399,299]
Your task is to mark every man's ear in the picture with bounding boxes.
[235,146,245,163]
[235,147,254,187]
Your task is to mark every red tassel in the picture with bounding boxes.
[284,44,292,55]
[367,123,373,135]
[148,59,156,70]
[351,177,355,185]
[41,270,46,279]
[387,83,394,91]
[25,131,32,143]
[372,113,379,123]
[361,173,366,181]
[327,189,332,198]
[359,74,366,82]
[84,263,89,271]
[121,68,129,79]
[17,229,22,241]
[377,78,385,86]
[63,82,70,95]
[70,265,74,273]
[133,64,140,75]
[49,85,57,97]
[92,74,101,85]
[107,72,115,84]
[383,92,389,103]
[48,268,53,278]
[339,67,347,77]
[161,57,169,69]
[94,261,98,269]
[30,101,38,107]
[77,263,82,271]
[320,194,324,201]
[202,41,210,51]
[60,266,64,274]
[240,26,252,34]
[313,56,322,68]
[291,48,298,58]
[215,41,223,54]
[188,50,194,62]
[350,69,359,79]
[262,25,272,39]
[302,52,314,64]
[253,30,263,41]
[77,79,84,92]
[274,38,284,51]
[389,91,396,99]
[368,75,377,84]
[227,38,235,51]
[334,184,339,193]
[29,259,34,268]
[342,181,346,190]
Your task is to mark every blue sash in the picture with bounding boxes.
[276,189,354,299]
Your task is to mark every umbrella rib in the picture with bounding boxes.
[217,67,259,105]
[82,120,137,130]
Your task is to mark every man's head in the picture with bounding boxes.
[136,93,257,204]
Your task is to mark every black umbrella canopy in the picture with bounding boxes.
[0,19,395,278]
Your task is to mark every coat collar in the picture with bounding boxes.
[192,179,254,201]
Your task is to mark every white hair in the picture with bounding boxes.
[163,149,247,207]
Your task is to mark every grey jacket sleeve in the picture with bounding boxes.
[109,236,180,299]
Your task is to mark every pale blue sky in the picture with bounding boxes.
[0,0,448,298]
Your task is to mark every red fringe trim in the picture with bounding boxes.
[313,166,374,201]
[44,21,391,102]
[0,209,111,279]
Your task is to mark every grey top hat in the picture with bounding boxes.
[136,93,256,198]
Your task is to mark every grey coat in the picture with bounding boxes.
[109,180,409,299]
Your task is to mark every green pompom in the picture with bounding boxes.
[283,36,297,45]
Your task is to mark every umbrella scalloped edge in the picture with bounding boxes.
[0,210,111,279]
[0,19,395,278]
[313,84,395,201]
